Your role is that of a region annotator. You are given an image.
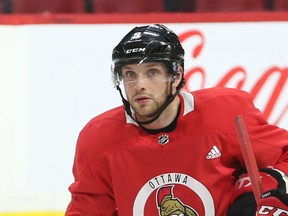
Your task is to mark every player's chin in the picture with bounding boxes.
[135,109,151,118]
[134,107,156,119]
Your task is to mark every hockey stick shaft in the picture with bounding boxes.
[234,115,264,205]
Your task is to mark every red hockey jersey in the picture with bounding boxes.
[66,87,288,216]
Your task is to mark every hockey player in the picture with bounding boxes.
[66,24,288,215]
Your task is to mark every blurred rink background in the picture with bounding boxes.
[0,0,288,215]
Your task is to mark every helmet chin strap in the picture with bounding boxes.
[116,78,181,125]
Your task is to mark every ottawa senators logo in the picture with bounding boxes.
[133,172,215,215]
[157,185,199,216]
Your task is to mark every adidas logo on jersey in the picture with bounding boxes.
[206,145,221,159]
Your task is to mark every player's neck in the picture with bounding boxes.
[142,96,180,130]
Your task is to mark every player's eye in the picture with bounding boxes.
[123,70,136,79]
[148,69,158,77]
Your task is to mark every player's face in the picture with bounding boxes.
[122,62,172,121]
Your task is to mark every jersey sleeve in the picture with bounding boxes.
[240,90,288,174]
[65,128,118,215]
[228,89,288,214]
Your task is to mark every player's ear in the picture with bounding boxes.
[173,66,183,86]
[177,67,183,79]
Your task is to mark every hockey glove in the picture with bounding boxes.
[227,168,288,216]
[257,189,288,215]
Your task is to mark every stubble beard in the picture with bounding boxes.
[131,89,169,121]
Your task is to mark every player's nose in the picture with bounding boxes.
[133,76,150,91]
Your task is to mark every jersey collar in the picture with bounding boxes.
[125,91,195,126]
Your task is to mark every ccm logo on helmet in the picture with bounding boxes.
[125,48,146,54]
[258,205,288,215]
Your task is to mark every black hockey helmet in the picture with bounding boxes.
[112,24,185,125]
[111,24,185,87]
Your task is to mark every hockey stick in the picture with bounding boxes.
[234,115,264,205]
